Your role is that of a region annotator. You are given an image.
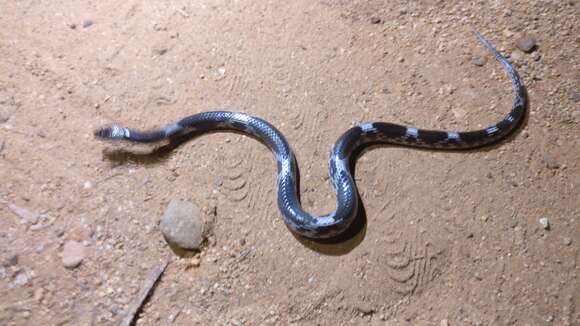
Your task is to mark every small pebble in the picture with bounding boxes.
[562,237,572,246]
[213,176,224,188]
[2,254,18,267]
[62,240,86,269]
[569,90,580,103]
[33,287,45,301]
[14,271,29,286]
[82,19,94,28]
[539,217,550,230]
[160,200,205,250]
[471,55,486,66]
[152,47,168,56]
[542,154,560,170]
[35,244,45,253]
[370,16,382,24]
[8,204,39,224]
[515,35,537,53]
[441,319,450,326]
[452,107,466,119]
[355,302,374,315]
[190,257,201,267]
[510,51,523,62]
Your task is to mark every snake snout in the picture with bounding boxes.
[94,127,112,139]
[94,126,119,140]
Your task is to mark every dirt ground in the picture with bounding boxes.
[1,0,579,325]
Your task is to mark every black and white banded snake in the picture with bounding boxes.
[95,32,526,239]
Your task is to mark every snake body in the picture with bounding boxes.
[95,33,526,239]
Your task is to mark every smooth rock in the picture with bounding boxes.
[539,217,550,230]
[563,237,572,246]
[62,240,85,269]
[516,35,537,53]
[160,200,204,250]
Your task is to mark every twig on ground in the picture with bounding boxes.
[120,259,170,326]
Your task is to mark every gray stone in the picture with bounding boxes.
[62,240,85,269]
[516,35,537,53]
[160,200,204,250]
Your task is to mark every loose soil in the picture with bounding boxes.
[1,1,578,325]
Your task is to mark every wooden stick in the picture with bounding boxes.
[120,259,170,326]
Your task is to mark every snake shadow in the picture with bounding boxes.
[290,159,367,255]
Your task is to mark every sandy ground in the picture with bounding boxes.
[1,0,579,325]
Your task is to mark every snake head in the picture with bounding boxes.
[94,125,130,140]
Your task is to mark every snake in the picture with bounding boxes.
[95,32,526,239]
